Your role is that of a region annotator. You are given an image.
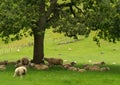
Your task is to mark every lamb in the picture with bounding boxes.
[13,66,27,78]
[44,57,63,66]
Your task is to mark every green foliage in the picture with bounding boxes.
[0,0,119,43]
[0,0,31,43]
[82,0,120,42]
[0,0,47,42]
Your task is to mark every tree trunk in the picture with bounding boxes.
[31,0,46,64]
[32,32,45,64]
[31,0,57,64]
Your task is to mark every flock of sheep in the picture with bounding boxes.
[0,57,110,78]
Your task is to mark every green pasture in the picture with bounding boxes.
[0,29,120,85]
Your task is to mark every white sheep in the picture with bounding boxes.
[13,66,27,78]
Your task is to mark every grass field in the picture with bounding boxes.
[0,29,120,85]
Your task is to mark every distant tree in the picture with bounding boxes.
[0,0,119,63]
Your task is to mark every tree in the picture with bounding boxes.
[0,0,120,64]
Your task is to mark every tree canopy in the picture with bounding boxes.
[0,0,120,63]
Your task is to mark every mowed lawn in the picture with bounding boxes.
[0,29,120,85]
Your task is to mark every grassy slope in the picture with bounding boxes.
[0,29,120,85]
[44,30,120,65]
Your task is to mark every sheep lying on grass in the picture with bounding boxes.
[84,65,100,71]
[63,62,76,69]
[64,66,86,72]
[67,66,78,71]
[15,57,30,67]
[32,64,49,70]
[13,66,27,78]
[44,57,63,66]
[93,61,105,66]
[0,65,6,70]
[21,57,30,66]
[63,61,86,72]
[100,67,110,71]
[84,62,110,71]
[0,60,8,65]
[63,61,109,72]
[77,68,86,72]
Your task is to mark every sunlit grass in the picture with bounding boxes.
[0,64,120,85]
[0,29,120,85]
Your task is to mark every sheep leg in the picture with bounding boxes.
[13,73,16,77]
[19,72,23,78]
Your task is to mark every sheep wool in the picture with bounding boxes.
[13,66,27,78]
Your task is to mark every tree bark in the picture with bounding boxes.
[32,16,46,64]
[32,32,45,64]
[31,0,46,64]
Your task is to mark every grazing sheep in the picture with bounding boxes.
[93,61,105,66]
[100,67,110,71]
[0,65,6,70]
[44,57,63,66]
[33,64,49,70]
[13,66,27,78]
